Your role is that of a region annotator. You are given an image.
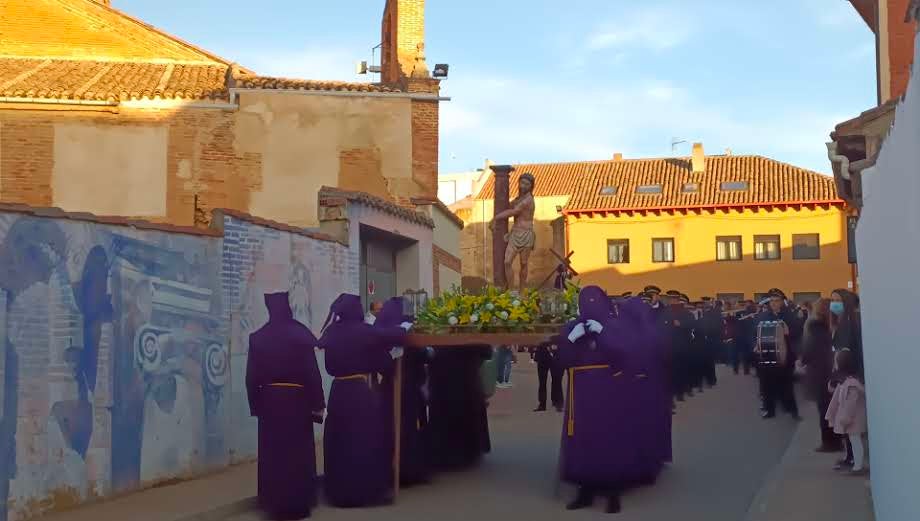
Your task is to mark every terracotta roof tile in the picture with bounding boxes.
[233,73,399,93]
[2,0,244,67]
[476,156,841,211]
[411,197,465,229]
[319,187,435,228]
[0,58,229,101]
[832,98,899,137]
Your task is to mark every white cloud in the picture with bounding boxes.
[439,69,844,174]
[585,6,694,52]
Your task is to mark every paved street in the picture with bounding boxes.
[225,362,797,521]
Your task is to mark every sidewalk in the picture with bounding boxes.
[744,402,875,521]
[33,463,257,521]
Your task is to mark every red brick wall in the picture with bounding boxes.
[0,119,54,207]
[888,0,918,100]
[411,97,439,200]
[381,0,426,86]
[0,107,262,227]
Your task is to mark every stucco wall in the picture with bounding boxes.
[566,206,851,300]
[1,92,417,230]
[427,205,461,258]
[346,203,433,295]
[855,35,920,521]
[236,92,414,228]
[52,123,168,217]
[0,207,361,521]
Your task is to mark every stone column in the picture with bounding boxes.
[490,165,514,288]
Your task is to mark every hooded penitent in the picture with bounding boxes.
[319,293,407,507]
[555,286,656,491]
[615,297,673,469]
[375,297,431,486]
[246,292,326,519]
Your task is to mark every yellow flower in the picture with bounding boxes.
[480,311,493,323]
[459,314,471,325]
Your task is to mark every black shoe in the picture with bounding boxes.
[790,413,803,421]
[606,495,621,514]
[533,405,547,412]
[553,403,564,412]
[566,489,594,510]
[761,411,776,419]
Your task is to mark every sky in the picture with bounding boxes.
[125,0,878,174]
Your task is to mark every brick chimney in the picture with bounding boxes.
[613,153,623,161]
[381,0,430,87]
[381,0,442,200]
[691,143,705,173]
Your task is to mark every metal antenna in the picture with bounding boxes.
[671,138,687,153]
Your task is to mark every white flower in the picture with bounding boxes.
[498,311,509,320]
[486,303,495,311]
[470,314,479,323]
[512,300,521,307]
[448,315,459,326]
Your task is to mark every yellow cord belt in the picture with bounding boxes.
[335,374,370,384]
[268,382,304,388]
[567,365,622,437]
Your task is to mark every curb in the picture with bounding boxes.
[174,497,258,521]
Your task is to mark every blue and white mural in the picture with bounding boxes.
[0,215,226,521]
[0,211,360,521]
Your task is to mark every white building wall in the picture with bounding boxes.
[854,34,920,521]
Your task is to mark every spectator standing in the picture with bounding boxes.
[799,298,842,452]
[533,343,563,412]
[825,349,868,475]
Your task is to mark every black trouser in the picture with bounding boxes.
[760,365,798,415]
[537,358,564,408]
[817,393,841,449]
[704,339,719,386]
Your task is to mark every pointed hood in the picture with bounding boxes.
[578,286,611,323]
[375,297,406,328]
[264,292,294,320]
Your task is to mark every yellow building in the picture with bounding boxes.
[463,145,854,303]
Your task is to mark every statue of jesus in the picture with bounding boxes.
[490,173,536,291]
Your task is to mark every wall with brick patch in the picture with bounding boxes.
[235,91,416,228]
[0,205,359,521]
[220,213,358,467]
[0,107,261,228]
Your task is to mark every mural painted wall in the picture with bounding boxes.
[0,213,226,521]
[0,209,362,521]
[221,214,359,465]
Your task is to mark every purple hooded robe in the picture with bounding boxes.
[425,341,491,471]
[555,286,646,491]
[374,297,431,486]
[318,294,407,507]
[613,298,672,477]
[246,292,325,520]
